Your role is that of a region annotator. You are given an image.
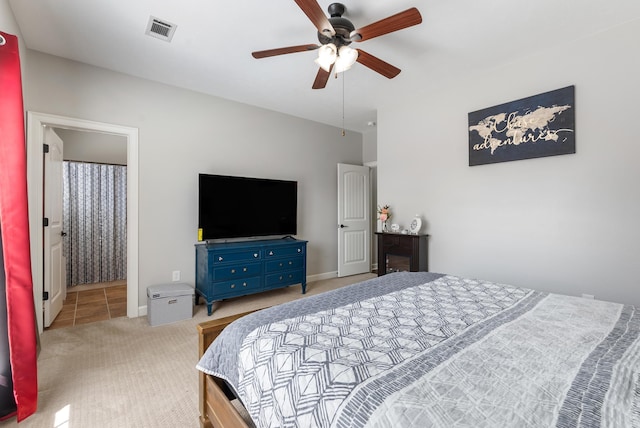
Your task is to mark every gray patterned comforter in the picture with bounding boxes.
[196,272,640,427]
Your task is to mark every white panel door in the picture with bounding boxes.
[337,163,370,277]
[44,127,66,327]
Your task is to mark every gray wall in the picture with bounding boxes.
[362,128,377,165]
[21,50,363,307]
[377,19,640,306]
[56,128,128,165]
[0,0,25,58]
[363,129,378,266]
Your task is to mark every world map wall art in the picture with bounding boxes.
[468,86,575,166]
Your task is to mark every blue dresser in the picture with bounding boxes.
[195,237,307,315]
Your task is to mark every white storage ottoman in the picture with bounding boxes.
[147,283,195,326]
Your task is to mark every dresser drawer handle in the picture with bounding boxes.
[218,256,224,261]
[242,282,247,287]
[297,248,301,253]
[243,267,247,272]
[269,251,274,256]
[289,274,293,279]
[254,253,258,258]
[230,284,235,289]
[288,261,293,265]
[279,263,283,267]
[231,269,236,274]
[279,276,283,280]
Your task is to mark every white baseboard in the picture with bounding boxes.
[135,270,372,316]
[307,271,338,282]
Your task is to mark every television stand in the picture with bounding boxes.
[195,237,307,315]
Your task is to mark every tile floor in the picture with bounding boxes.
[46,282,127,330]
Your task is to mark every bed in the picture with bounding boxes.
[196,271,640,427]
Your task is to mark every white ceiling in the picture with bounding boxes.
[8,0,640,133]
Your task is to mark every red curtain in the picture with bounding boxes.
[0,31,38,422]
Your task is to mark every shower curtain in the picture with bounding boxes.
[63,161,127,286]
[0,31,38,422]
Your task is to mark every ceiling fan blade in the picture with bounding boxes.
[356,49,401,79]
[252,44,319,59]
[351,8,422,42]
[294,0,335,36]
[312,64,333,89]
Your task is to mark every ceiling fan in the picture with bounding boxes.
[252,1,422,89]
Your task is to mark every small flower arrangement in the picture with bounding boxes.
[378,205,391,231]
[377,205,391,222]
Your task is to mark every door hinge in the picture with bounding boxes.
[43,291,49,301]
[43,217,49,227]
[43,143,49,153]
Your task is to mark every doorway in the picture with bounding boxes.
[57,129,127,288]
[26,112,139,334]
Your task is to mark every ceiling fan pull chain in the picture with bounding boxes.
[341,72,346,137]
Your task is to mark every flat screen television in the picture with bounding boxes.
[198,173,297,241]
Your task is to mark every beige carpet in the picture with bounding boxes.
[3,273,375,428]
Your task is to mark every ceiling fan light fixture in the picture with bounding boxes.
[349,31,362,42]
[315,43,337,72]
[334,46,358,73]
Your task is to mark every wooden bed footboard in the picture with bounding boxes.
[197,311,257,428]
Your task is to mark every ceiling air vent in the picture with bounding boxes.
[145,16,177,42]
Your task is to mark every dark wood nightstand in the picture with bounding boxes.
[375,232,429,276]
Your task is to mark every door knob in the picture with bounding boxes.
[61,231,67,237]
[339,224,348,228]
